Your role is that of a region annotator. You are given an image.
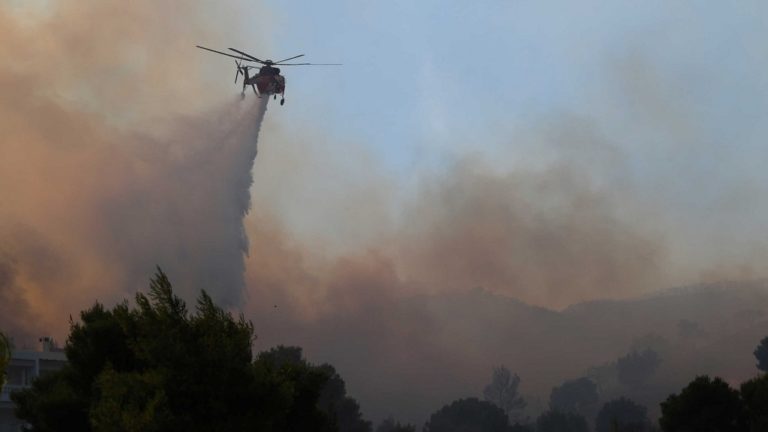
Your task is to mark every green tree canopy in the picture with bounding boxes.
[375,417,416,432]
[754,336,768,373]
[12,269,354,432]
[659,375,746,432]
[595,397,651,432]
[549,377,599,420]
[508,423,534,432]
[423,398,510,432]
[483,365,526,422]
[740,374,768,432]
[536,410,589,432]
[254,345,371,432]
[0,331,9,388]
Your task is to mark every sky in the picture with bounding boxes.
[250,1,768,279]
[2,0,768,425]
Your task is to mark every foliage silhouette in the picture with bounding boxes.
[659,375,746,432]
[256,345,371,432]
[536,410,589,432]
[740,373,768,432]
[754,336,768,373]
[483,365,526,421]
[508,423,534,432]
[549,377,599,420]
[12,269,356,432]
[375,417,415,432]
[423,398,509,432]
[0,331,9,387]
[595,397,651,432]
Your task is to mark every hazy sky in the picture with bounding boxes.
[3,0,768,425]
[247,1,768,281]
[0,0,765,317]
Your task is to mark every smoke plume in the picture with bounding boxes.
[0,0,269,341]
[3,0,768,427]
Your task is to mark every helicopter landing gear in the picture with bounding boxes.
[280,98,285,106]
[273,95,277,100]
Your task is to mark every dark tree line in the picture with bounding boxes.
[420,336,768,432]
[8,269,768,432]
[11,270,369,432]
[0,331,9,387]
[659,374,768,432]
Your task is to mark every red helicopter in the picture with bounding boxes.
[196,46,341,105]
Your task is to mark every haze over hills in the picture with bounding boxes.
[3,2,768,431]
[272,280,768,424]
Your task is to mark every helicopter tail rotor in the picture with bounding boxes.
[234,60,244,83]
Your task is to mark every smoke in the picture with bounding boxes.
[393,159,662,308]
[240,119,666,422]
[3,0,768,427]
[238,64,766,424]
[0,0,270,340]
[245,117,665,314]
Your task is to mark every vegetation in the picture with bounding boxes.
[740,374,768,432]
[595,398,651,432]
[483,365,526,422]
[423,398,510,432]
[375,417,416,432]
[535,410,589,432]
[11,269,366,432]
[0,331,9,388]
[659,376,746,432]
[7,269,768,432]
[0,332,11,389]
[549,377,599,421]
[755,336,768,373]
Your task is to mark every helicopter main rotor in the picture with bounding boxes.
[197,45,342,67]
[226,47,341,66]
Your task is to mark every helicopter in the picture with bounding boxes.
[196,45,341,105]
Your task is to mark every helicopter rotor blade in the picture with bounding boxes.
[273,54,305,64]
[276,63,343,66]
[196,45,252,62]
[234,60,243,83]
[228,48,265,64]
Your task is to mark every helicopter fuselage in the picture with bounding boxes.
[196,45,339,106]
[242,68,285,97]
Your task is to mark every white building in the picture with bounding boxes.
[0,338,67,432]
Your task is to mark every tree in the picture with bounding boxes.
[12,269,346,431]
[659,375,747,432]
[423,398,509,432]
[617,350,661,390]
[549,377,599,420]
[595,398,651,432]
[318,368,371,432]
[0,331,9,388]
[252,346,338,432]
[252,345,370,432]
[483,365,526,422]
[536,410,589,432]
[740,374,768,432]
[375,417,415,432]
[508,423,534,432]
[754,336,768,373]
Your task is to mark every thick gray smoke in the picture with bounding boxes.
[0,1,272,338]
[103,97,269,305]
[0,92,269,340]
